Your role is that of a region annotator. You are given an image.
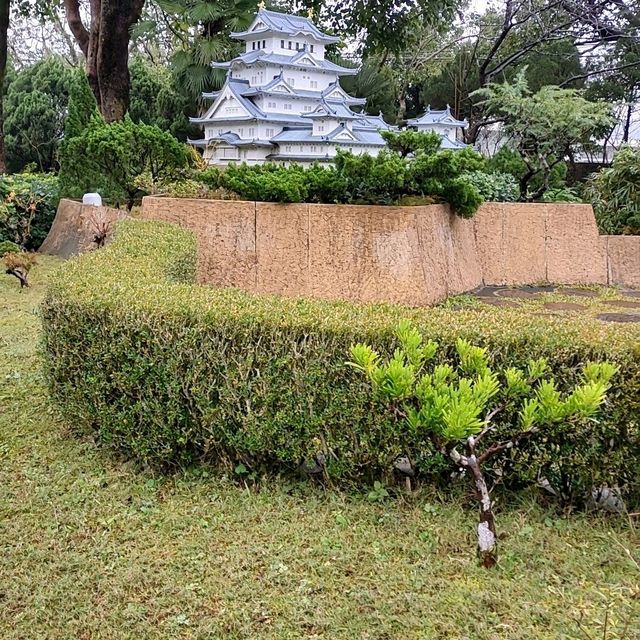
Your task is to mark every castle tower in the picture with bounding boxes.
[188,8,394,165]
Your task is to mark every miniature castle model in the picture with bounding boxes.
[407,106,468,150]
[189,8,394,165]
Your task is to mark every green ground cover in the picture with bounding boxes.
[1,258,639,639]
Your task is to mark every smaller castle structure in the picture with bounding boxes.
[407,106,468,149]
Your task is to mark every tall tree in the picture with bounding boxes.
[4,56,76,172]
[64,0,145,121]
[0,0,9,173]
[475,71,613,199]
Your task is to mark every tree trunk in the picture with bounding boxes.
[97,0,143,122]
[64,0,143,122]
[6,267,29,288]
[466,455,498,568]
[86,0,102,105]
[0,0,9,174]
[623,102,633,144]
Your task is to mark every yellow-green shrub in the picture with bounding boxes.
[41,220,640,503]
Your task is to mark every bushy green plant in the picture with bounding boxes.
[194,167,222,190]
[475,72,613,200]
[582,145,640,234]
[0,173,61,250]
[41,220,640,507]
[349,322,616,566]
[440,176,484,218]
[541,187,583,203]
[380,130,442,157]
[59,115,194,209]
[222,163,309,203]
[334,150,407,204]
[488,146,568,198]
[461,171,520,202]
[0,240,20,255]
[3,251,37,288]
[304,164,346,203]
[4,57,76,173]
[218,147,490,216]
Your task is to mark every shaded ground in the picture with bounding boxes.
[456,284,640,323]
[1,259,639,639]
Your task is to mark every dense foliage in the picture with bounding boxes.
[59,115,195,209]
[488,146,569,195]
[3,58,76,173]
[221,146,492,217]
[42,220,640,504]
[380,129,442,157]
[475,72,613,200]
[0,173,60,250]
[350,324,615,565]
[461,170,519,202]
[582,145,640,235]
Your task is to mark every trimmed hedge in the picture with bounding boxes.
[42,220,640,502]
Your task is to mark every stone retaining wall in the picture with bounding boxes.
[603,235,640,288]
[39,199,127,258]
[140,197,631,305]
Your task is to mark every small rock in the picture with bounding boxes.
[588,486,626,514]
[393,455,415,477]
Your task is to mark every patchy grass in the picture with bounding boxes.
[1,258,639,640]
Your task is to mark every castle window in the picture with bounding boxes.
[262,40,266,48]
[281,39,285,48]
[310,80,317,88]
[288,41,292,49]
[310,45,314,53]
[248,128,255,136]
[266,128,275,137]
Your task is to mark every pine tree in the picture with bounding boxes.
[64,72,99,140]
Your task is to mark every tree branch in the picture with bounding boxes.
[63,0,89,56]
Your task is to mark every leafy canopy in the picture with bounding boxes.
[583,145,640,235]
[59,115,194,209]
[349,320,616,447]
[474,71,614,199]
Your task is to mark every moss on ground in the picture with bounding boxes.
[0,258,638,639]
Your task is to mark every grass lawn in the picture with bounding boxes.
[1,257,639,640]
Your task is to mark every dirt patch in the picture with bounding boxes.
[543,302,587,311]
[555,287,600,298]
[478,298,521,308]
[596,313,640,323]
[602,300,640,309]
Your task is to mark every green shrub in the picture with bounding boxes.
[461,170,520,202]
[195,167,223,190]
[334,150,406,204]
[582,145,640,234]
[41,220,640,505]
[59,114,194,210]
[0,240,20,255]
[0,173,61,250]
[350,325,616,565]
[380,130,442,158]
[440,176,484,218]
[222,163,309,203]
[488,146,568,198]
[542,187,583,203]
[218,147,489,216]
